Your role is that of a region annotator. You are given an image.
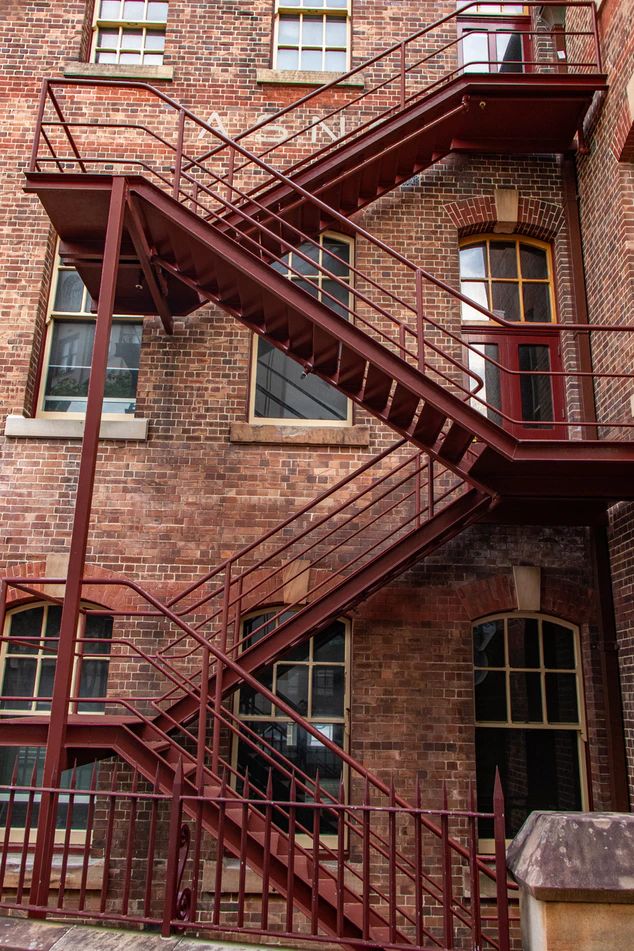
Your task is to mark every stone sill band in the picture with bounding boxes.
[4,415,149,442]
[230,422,369,447]
[63,62,174,81]
[256,68,364,88]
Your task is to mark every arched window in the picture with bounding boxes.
[459,235,564,438]
[473,613,587,843]
[250,233,353,425]
[234,610,349,837]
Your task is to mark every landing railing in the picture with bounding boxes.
[0,765,515,949]
[28,59,634,439]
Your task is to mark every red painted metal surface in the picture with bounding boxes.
[0,767,515,951]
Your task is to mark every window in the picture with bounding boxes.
[234,611,349,837]
[457,4,530,73]
[473,614,587,842]
[91,1,168,66]
[0,603,112,715]
[274,0,350,73]
[250,234,352,425]
[459,236,563,437]
[39,255,142,417]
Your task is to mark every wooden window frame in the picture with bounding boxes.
[90,0,169,66]
[473,611,589,850]
[273,0,352,73]
[37,250,143,420]
[248,232,354,427]
[457,9,532,74]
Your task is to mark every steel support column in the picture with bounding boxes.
[29,176,127,913]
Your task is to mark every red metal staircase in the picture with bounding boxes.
[3,2,633,945]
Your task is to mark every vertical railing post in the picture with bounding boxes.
[0,580,8,647]
[29,79,49,173]
[173,108,186,200]
[427,456,434,518]
[441,782,454,949]
[29,175,127,916]
[468,782,482,951]
[591,1,603,73]
[226,147,236,204]
[416,269,425,373]
[163,758,184,938]
[211,561,231,776]
[493,769,510,951]
[400,42,406,107]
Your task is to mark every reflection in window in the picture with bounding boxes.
[0,747,96,831]
[274,0,350,72]
[460,237,554,323]
[41,257,142,416]
[235,612,348,835]
[473,614,585,839]
[252,235,351,423]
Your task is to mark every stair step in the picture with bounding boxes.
[312,326,340,375]
[411,402,446,444]
[287,310,313,360]
[340,174,362,213]
[387,383,419,429]
[438,421,474,464]
[362,364,393,413]
[214,261,241,306]
[377,150,400,190]
[336,346,366,395]
[264,308,290,343]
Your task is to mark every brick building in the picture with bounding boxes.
[0,1,632,947]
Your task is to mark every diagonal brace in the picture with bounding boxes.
[126,193,174,335]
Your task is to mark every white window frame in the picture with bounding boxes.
[90,0,169,66]
[273,0,351,73]
[248,232,353,427]
[38,250,143,420]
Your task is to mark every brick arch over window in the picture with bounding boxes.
[5,561,151,614]
[445,195,564,241]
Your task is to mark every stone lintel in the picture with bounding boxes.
[229,422,369,447]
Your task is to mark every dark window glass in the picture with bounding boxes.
[543,622,575,670]
[546,673,579,723]
[510,672,542,722]
[523,283,552,322]
[519,344,554,425]
[474,670,507,721]
[507,617,540,668]
[473,619,505,668]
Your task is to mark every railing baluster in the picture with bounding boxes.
[336,778,345,938]
[416,269,425,373]
[143,764,161,920]
[311,770,321,935]
[441,782,454,949]
[389,778,397,944]
[286,773,297,934]
[56,761,77,909]
[261,769,273,931]
[100,764,118,915]
[212,770,227,926]
[17,761,39,906]
[120,768,137,917]
[414,778,423,948]
[173,108,186,199]
[78,764,98,912]
[362,778,371,941]
[0,758,19,903]
[468,782,482,951]
[494,770,510,951]
[237,769,249,930]
[163,758,184,938]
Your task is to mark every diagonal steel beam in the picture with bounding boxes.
[125,193,174,335]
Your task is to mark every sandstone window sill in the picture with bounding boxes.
[63,62,174,82]
[256,68,363,88]
[230,422,369,447]
[4,415,149,442]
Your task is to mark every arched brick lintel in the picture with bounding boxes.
[4,562,154,614]
[445,195,565,242]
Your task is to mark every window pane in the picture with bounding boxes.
[474,619,505,668]
[325,49,347,70]
[313,622,345,662]
[241,612,276,648]
[510,671,542,722]
[491,281,521,321]
[97,28,119,48]
[462,32,489,72]
[275,665,309,714]
[35,659,56,710]
[325,17,347,46]
[277,48,299,70]
[523,283,552,322]
[489,241,517,279]
[84,615,114,655]
[476,728,582,838]
[120,29,143,50]
[279,14,300,44]
[546,673,579,723]
[507,617,540,667]
[119,51,143,63]
[460,244,487,278]
[77,659,109,712]
[8,607,44,655]
[96,51,118,63]
[0,658,37,709]
[322,279,349,317]
[311,666,344,716]
[147,1,168,20]
[303,15,324,45]
[123,1,145,19]
[54,269,86,313]
[145,31,165,50]
[100,0,122,17]
[468,343,502,425]
[460,281,489,321]
[542,622,575,670]
[520,243,548,280]
[474,670,507,721]
[238,669,273,716]
[322,239,350,275]
[301,49,323,70]
[519,345,554,424]
[496,32,524,72]
[255,340,347,421]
